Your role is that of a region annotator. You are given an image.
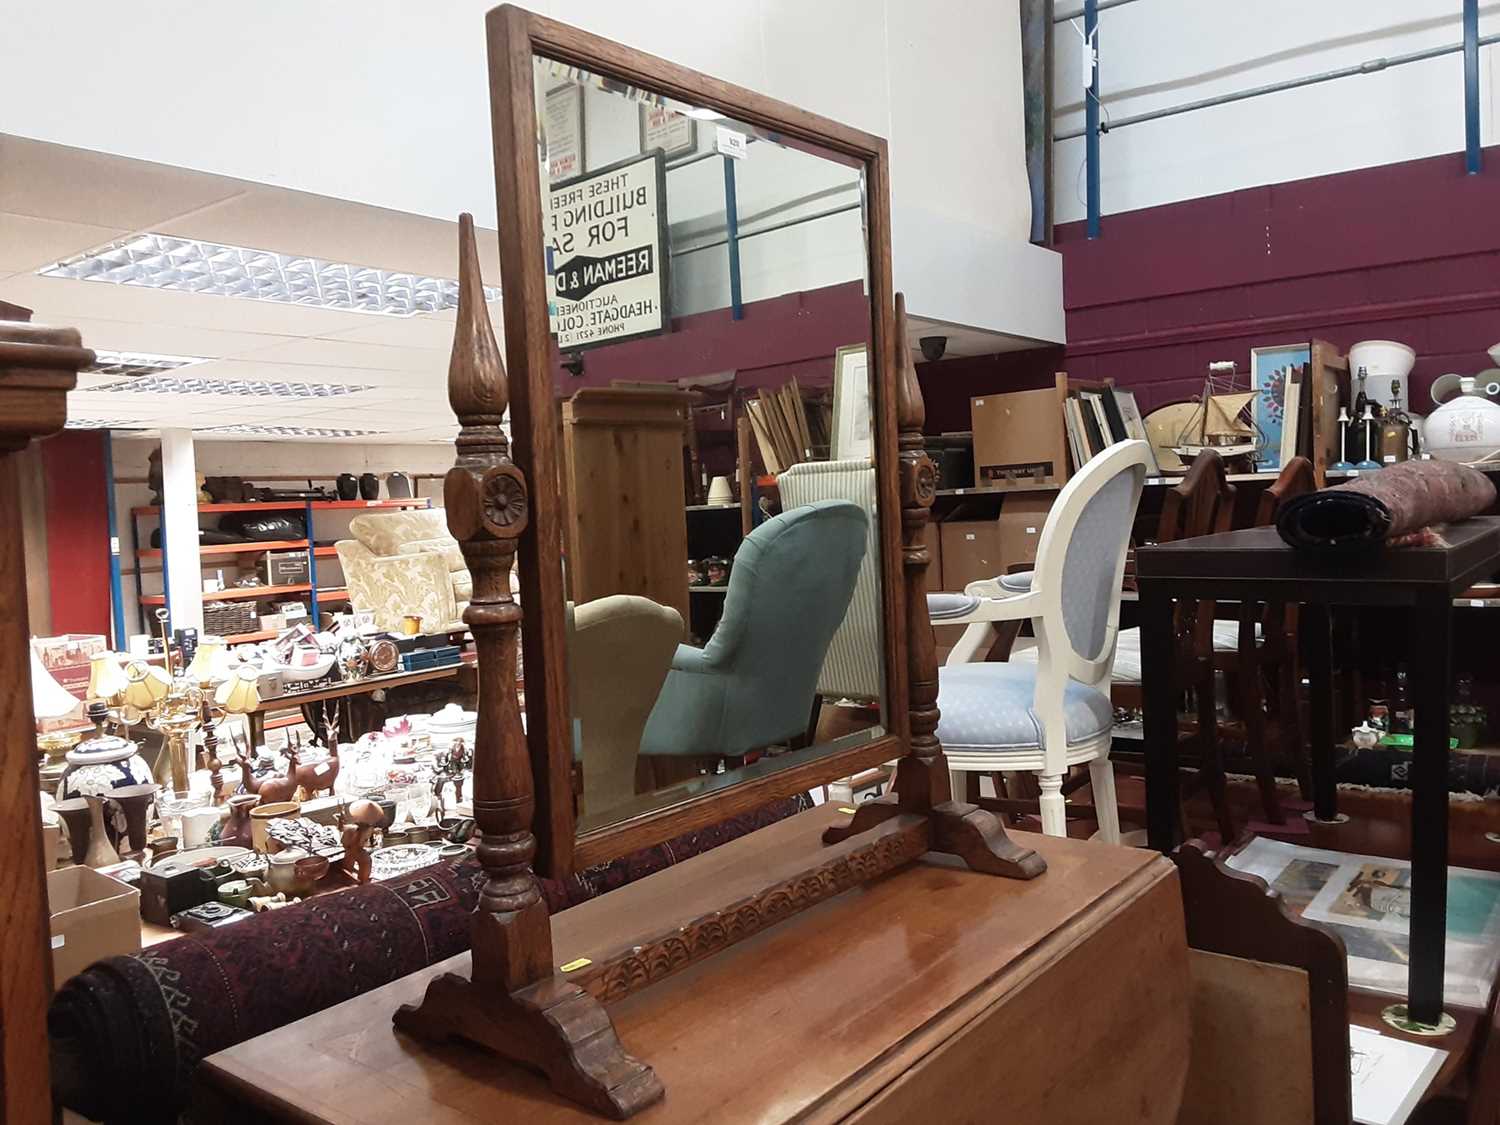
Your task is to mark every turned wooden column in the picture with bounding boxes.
[394,217,660,1119]
[0,317,92,1125]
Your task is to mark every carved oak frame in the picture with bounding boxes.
[486,4,913,878]
[392,7,1044,1116]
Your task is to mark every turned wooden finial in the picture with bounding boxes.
[449,213,508,424]
[894,292,925,440]
[442,213,545,989]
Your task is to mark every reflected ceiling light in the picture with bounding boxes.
[65,418,146,430]
[201,423,388,438]
[94,375,372,398]
[41,233,500,318]
[86,350,209,378]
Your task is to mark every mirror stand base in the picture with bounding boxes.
[394,972,664,1120]
[822,797,1045,880]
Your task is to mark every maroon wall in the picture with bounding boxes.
[550,279,870,394]
[40,429,113,638]
[919,143,1500,430]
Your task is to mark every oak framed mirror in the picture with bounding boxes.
[487,5,910,877]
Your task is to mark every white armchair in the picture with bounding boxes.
[927,440,1150,842]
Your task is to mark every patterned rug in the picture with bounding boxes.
[49,795,809,1123]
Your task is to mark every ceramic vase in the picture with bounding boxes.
[358,472,380,500]
[336,473,359,500]
[220,793,259,850]
[82,797,120,868]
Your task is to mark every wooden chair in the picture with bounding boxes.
[1216,455,1317,823]
[1113,450,1239,841]
[1173,840,1352,1124]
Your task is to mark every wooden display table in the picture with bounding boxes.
[194,805,1189,1124]
[1138,517,1500,1027]
[244,658,476,745]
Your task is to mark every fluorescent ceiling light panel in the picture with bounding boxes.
[41,233,500,317]
[94,375,372,398]
[65,418,146,430]
[86,350,209,378]
[202,423,388,438]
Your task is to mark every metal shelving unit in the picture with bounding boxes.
[130,496,430,636]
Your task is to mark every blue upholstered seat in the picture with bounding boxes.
[935,662,1114,752]
[999,570,1034,592]
[641,499,869,759]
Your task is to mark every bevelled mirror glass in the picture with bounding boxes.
[530,55,888,835]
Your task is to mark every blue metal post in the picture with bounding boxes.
[159,499,171,636]
[1464,0,1482,173]
[723,156,744,319]
[1085,0,1101,236]
[305,499,320,630]
[102,430,127,648]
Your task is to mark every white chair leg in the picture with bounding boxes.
[949,767,967,805]
[1088,757,1121,845]
[1037,772,1066,837]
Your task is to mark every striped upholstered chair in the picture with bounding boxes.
[778,460,883,704]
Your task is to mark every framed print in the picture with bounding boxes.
[544,151,670,350]
[544,82,585,181]
[639,102,697,160]
[831,343,871,460]
[1108,386,1160,474]
[1251,343,1311,471]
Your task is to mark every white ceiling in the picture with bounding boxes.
[2,134,1046,444]
[0,134,505,444]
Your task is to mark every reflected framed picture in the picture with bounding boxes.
[639,102,697,161]
[831,343,871,461]
[1251,342,1311,471]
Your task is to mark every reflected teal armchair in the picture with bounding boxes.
[640,499,869,759]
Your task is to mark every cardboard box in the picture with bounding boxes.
[971,389,1068,491]
[47,865,141,989]
[996,495,1053,570]
[939,519,1004,592]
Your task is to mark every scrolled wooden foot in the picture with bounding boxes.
[395,972,664,1119]
[930,801,1046,879]
[821,795,901,844]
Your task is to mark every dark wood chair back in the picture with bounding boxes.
[1173,841,1352,1124]
[1157,451,1234,656]
[1255,456,1316,527]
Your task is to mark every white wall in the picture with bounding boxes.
[6,0,1061,343]
[1053,0,1500,222]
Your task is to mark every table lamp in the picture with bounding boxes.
[32,647,83,765]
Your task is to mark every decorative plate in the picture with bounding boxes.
[369,843,440,882]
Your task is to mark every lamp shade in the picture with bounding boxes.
[185,639,232,683]
[87,652,129,703]
[31,647,82,720]
[122,659,171,710]
[215,668,260,714]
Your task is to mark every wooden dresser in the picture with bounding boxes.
[194,806,1190,1124]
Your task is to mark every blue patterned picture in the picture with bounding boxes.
[1251,343,1311,471]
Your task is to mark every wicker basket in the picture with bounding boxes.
[202,600,259,636]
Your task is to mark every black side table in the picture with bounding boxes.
[1136,517,1500,1026]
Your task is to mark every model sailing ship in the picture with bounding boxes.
[1168,360,1265,465]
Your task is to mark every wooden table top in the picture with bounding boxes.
[197,805,1179,1124]
[251,658,475,714]
[1137,517,1500,596]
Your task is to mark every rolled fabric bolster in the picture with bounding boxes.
[1277,460,1495,552]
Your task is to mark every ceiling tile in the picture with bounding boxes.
[0,134,247,230]
[0,213,130,273]
[232,337,448,373]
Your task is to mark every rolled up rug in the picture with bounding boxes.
[1276,459,1496,553]
[49,795,809,1123]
